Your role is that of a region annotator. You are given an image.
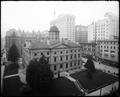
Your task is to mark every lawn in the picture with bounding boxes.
[70,69,118,93]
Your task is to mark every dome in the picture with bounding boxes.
[49,26,59,32]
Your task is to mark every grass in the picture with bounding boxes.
[70,69,118,93]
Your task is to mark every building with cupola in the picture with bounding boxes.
[49,26,59,41]
[22,26,82,78]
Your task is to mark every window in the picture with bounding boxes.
[54,52,56,54]
[107,46,109,48]
[34,53,37,56]
[71,55,72,59]
[66,50,68,53]
[66,55,68,60]
[54,57,57,62]
[104,50,108,52]
[60,56,62,61]
[74,54,76,58]
[61,51,62,54]
[70,62,72,67]
[104,53,108,57]
[111,54,115,58]
[111,46,112,49]
[114,46,116,49]
[47,52,49,55]
[78,61,80,65]
[78,54,80,58]
[60,64,63,68]
[24,44,26,47]
[66,63,68,68]
[54,65,56,70]
[104,46,106,48]
[74,62,76,66]
[74,50,76,52]
[111,51,115,53]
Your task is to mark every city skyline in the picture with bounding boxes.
[1,1,119,37]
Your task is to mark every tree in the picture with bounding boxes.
[7,43,20,62]
[84,55,95,79]
[26,53,53,90]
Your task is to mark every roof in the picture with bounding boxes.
[70,69,118,93]
[49,26,59,32]
[48,77,83,96]
[30,40,80,50]
[30,40,60,49]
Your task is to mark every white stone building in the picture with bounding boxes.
[88,12,119,42]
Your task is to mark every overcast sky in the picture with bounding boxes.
[1,1,119,37]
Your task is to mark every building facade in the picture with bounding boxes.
[75,25,88,43]
[88,12,119,42]
[79,42,96,58]
[23,40,82,78]
[96,40,119,63]
[50,14,75,42]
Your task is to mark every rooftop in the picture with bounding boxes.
[48,77,83,96]
[70,69,118,93]
[30,40,80,50]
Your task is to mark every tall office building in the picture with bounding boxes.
[75,25,88,43]
[50,14,75,42]
[88,12,119,42]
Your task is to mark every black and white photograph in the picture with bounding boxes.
[1,1,119,96]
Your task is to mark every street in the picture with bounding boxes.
[82,57,119,75]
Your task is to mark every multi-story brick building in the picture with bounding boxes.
[96,40,119,64]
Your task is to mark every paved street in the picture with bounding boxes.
[82,57,119,75]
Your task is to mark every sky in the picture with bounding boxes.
[1,1,119,37]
